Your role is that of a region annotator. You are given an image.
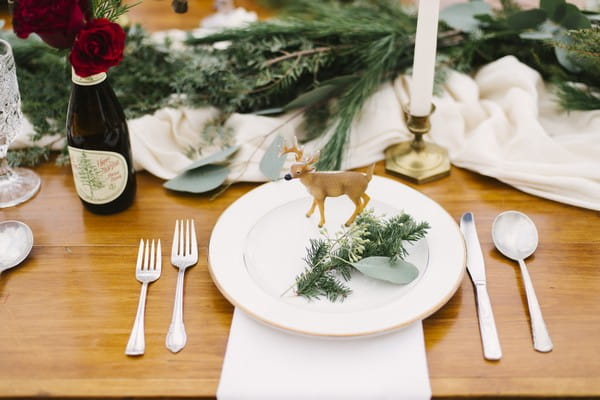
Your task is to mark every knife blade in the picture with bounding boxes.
[460,212,502,361]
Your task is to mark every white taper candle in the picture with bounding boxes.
[409,0,440,117]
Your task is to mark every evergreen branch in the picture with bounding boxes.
[264,46,333,67]
[292,209,429,302]
[7,146,51,167]
[318,34,409,170]
[556,83,600,111]
[92,0,141,22]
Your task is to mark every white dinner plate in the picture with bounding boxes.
[208,175,465,337]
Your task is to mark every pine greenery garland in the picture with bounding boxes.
[2,0,599,169]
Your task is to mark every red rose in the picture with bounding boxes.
[69,18,126,77]
[13,0,87,49]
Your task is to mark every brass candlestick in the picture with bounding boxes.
[385,104,450,184]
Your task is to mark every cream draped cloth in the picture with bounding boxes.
[13,56,600,211]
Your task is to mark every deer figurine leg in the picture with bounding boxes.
[359,193,371,213]
[306,199,317,218]
[316,198,326,227]
[344,197,363,227]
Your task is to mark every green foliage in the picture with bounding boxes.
[292,209,429,302]
[351,256,419,285]
[189,0,418,170]
[552,27,600,83]
[7,35,70,139]
[91,0,140,21]
[7,146,51,167]
[440,0,599,107]
[163,164,230,193]
[4,0,599,170]
[259,135,286,180]
[110,27,188,119]
[555,83,600,111]
[295,238,351,302]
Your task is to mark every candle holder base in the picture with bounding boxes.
[385,141,450,184]
[385,104,450,184]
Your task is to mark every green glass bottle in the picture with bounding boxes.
[66,70,136,214]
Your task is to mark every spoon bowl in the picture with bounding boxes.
[492,211,538,261]
[0,220,34,274]
[492,210,553,353]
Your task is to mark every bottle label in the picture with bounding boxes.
[68,146,128,205]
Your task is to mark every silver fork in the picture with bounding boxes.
[166,219,198,353]
[125,239,162,356]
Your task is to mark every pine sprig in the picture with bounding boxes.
[91,0,140,22]
[292,209,429,302]
[556,83,600,111]
[7,146,51,167]
[295,238,352,301]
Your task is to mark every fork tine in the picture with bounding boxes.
[156,239,162,271]
[190,220,197,259]
[172,220,179,257]
[136,239,144,271]
[179,219,185,256]
[150,240,155,271]
[186,219,191,256]
[144,240,150,270]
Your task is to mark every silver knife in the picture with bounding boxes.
[460,212,502,361]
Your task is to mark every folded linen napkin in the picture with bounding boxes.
[12,57,600,210]
[217,309,431,400]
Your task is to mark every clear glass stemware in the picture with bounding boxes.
[0,39,41,208]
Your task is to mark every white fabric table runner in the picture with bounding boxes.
[217,309,431,400]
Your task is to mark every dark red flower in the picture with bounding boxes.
[12,0,87,49]
[69,18,126,77]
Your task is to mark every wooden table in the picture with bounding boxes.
[2,1,600,398]
[1,162,599,399]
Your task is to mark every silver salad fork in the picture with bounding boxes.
[166,219,198,353]
[125,239,162,356]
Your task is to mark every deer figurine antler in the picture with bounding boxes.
[280,138,375,227]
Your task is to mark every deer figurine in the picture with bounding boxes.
[281,138,375,227]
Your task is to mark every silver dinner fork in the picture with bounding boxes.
[166,219,198,353]
[125,239,162,356]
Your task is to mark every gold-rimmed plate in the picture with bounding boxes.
[208,176,465,337]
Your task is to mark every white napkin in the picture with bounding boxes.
[217,309,431,400]
[12,57,600,210]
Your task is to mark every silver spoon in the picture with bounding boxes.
[0,220,34,276]
[492,211,553,352]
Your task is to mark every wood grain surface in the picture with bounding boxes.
[1,1,600,398]
[1,162,599,399]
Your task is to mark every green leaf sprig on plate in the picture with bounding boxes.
[288,209,430,302]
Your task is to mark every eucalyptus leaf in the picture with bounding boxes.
[586,14,600,22]
[560,4,591,29]
[259,135,286,180]
[283,74,355,111]
[253,107,285,115]
[554,32,583,73]
[555,46,583,73]
[519,31,554,40]
[506,9,548,30]
[440,1,492,32]
[182,146,238,172]
[351,256,419,285]
[318,74,358,87]
[163,164,229,193]
[540,0,565,21]
[283,85,338,110]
